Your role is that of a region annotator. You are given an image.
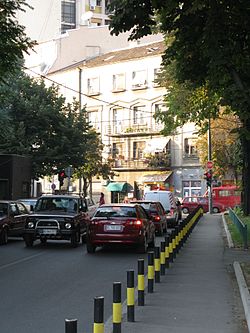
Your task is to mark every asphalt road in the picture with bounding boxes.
[0,238,150,333]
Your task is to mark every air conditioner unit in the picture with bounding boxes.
[90,5,95,10]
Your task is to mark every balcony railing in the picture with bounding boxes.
[112,156,171,170]
[107,123,164,136]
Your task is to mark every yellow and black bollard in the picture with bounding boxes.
[160,241,166,275]
[172,229,177,259]
[154,246,160,283]
[127,270,135,322]
[65,319,77,333]
[148,251,154,293]
[165,235,170,268]
[93,296,104,333]
[168,233,174,264]
[138,259,145,306]
[113,282,122,333]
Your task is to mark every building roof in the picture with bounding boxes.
[85,41,165,68]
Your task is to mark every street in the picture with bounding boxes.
[0,238,150,333]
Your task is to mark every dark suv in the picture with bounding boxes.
[23,195,89,247]
[0,200,29,245]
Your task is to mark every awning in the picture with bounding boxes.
[142,171,172,183]
[106,182,133,192]
[144,138,170,154]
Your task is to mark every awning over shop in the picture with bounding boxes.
[106,182,133,192]
[142,171,172,183]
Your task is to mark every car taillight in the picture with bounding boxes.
[90,219,100,225]
[153,215,161,221]
[126,219,142,226]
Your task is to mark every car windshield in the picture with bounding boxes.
[94,206,137,218]
[139,203,158,213]
[35,197,79,213]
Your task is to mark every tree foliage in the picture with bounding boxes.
[0,0,35,78]
[0,68,107,181]
[108,0,250,213]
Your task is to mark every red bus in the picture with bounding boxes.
[205,185,241,209]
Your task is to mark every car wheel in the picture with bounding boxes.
[71,231,79,248]
[182,207,189,214]
[212,207,220,214]
[86,241,96,253]
[24,234,34,247]
[0,228,8,245]
[138,235,147,254]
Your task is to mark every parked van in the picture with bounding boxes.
[204,185,241,209]
[144,190,179,226]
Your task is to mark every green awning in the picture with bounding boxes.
[106,182,133,192]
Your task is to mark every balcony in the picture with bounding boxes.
[107,123,164,137]
[112,155,171,171]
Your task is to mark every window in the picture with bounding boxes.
[88,110,100,131]
[112,73,126,92]
[133,141,146,159]
[113,109,123,133]
[153,68,162,86]
[132,70,147,89]
[61,1,76,33]
[184,137,198,157]
[133,106,145,125]
[87,77,100,95]
[183,180,201,197]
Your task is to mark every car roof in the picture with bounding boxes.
[132,200,159,204]
[98,203,138,208]
[39,195,81,199]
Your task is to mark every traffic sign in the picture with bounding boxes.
[65,166,73,177]
[207,161,213,169]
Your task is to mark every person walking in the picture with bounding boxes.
[99,192,105,206]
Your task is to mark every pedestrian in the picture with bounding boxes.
[123,196,129,203]
[99,192,105,206]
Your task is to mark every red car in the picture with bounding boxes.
[86,203,155,253]
[181,196,225,214]
[132,200,167,235]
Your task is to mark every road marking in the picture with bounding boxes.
[0,252,44,270]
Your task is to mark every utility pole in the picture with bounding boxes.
[78,67,82,196]
[208,117,213,214]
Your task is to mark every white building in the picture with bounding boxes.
[45,39,205,201]
[17,0,112,42]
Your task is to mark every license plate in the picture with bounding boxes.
[40,229,57,235]
[105,225,122,231]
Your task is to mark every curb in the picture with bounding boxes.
[234,261,250,333]
[222,212,234,248]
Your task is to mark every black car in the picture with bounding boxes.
[0,200,29,245]
[23,195,89,247]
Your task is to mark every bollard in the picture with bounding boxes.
[127,270,135,322]
[148,251,154,293]
[168,232,174,263]
[154,246,160,283]
[65,319,77,333]
[93,296,104,333]
[160,241,165,275]
[165,235,170,268]
[175,226,180,254]
[113,282,122,333]
[172,229,176,259]
[138,259,145,306]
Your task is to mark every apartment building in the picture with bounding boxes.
[47,40,205,201]
[17,0,111,42]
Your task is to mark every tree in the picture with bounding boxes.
[0,69,96,179]
[108,1,250,214]
[0,0,35,78]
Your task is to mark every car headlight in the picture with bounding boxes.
[28,222,34,228]
[65,223,72,229]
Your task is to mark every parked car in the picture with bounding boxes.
[17,198,38,212]
[132,200,167,235]
[23,195,89,247]
[144,190,180,227]
[0,200,29,245]
[181,196,225,214]
[86,203,155,254]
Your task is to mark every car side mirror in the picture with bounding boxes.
[165,210,170,214]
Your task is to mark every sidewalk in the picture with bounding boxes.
[111,214,248,333]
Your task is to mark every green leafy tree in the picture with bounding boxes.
[0,69,96,180]
[108,1,250,214]
[0,0,35,78]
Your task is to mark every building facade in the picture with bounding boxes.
[46,40,205,201]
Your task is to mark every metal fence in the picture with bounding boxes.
[228,208,248,249]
